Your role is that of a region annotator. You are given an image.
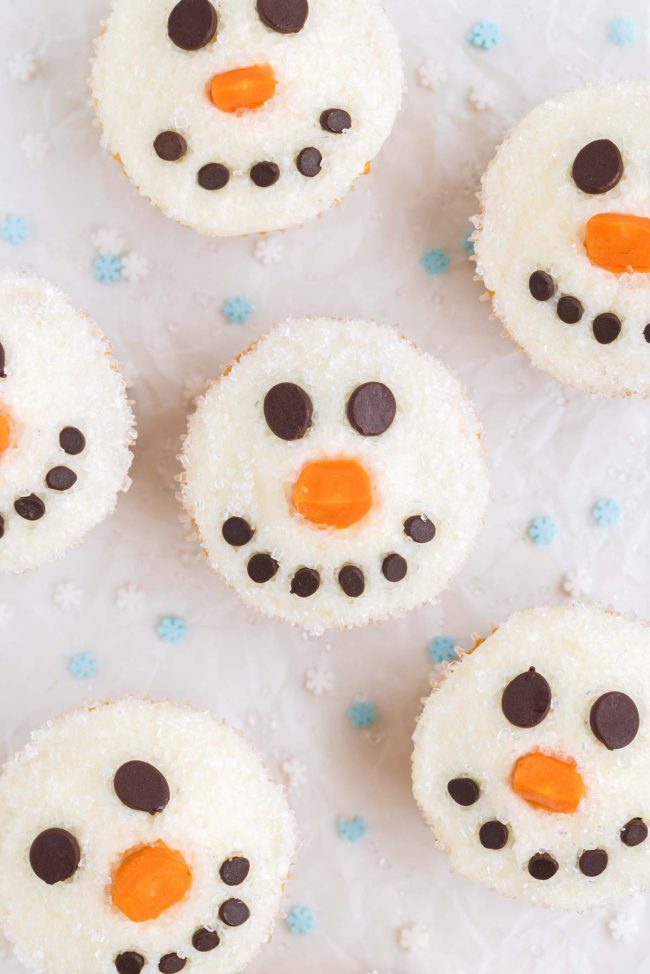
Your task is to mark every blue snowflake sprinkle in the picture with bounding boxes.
[69,652,98,680]
[347,699,377,729]
[287,906,316,936]
[463,229,476,256]
[466,20,501,51]
[592,498,621,526]
[223,295,253,324]
[157,615,188,644]
[94,253,123,284]
[428,635,458,664]
[527,516,559,545]
[337,816,368,843]
[421,248,450,276]
[609,16,637,46]
[1,214,29,245]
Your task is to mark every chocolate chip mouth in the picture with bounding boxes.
[0,426,85,538]
[222,509,437,597]
[527,268,648,346]
[114,856,252,973]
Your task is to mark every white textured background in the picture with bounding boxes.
[2,1,650,972]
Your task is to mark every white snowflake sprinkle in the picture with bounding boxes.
[0,603,14,630]
[304,663,334,695]
[609,906,639,943]
[115,583,146,613]
[8,52,37,82]
[397,923,430,952]
[52,581,83,612]
[417,58,447,90]
[20,131,50,162]
[254,235,285,266]
[282,757,307,792]
[121,250,150,283]
[562,567,592,599]
[468,85,496,112]
[91,227,125,256]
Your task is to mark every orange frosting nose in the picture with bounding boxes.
[293,458,373,530]
[585,212,650,273]
[512,752,586,814]
[210,64,277,113]
[111,842,192,922]
[0,407,13,455]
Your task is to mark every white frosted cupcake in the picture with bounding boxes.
[180,317,488,633]
[413,604,650,910]
[0,270,134,573]
[475,82,650,396]
[91,0,404,237]
[0,699,297,974]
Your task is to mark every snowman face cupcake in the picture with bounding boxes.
[180,318,488,633]
[0,700,296,974]
[476,82,650,396]
[91,0,403,237]
[413,605,650,910]
[0,271,134,573]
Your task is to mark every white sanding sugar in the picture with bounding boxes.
[90,0,404,237]
[0,699,297,974]
[0,270,134,573]
[475,82,650,396]
[179,317,489,633]
[413,604,650,910]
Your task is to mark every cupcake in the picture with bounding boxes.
[180,317,488,633]
[474,82,650,396]
[90,0,404,237]
[0,699,297,974]
[0,270,134,573]
[412,604,650,910]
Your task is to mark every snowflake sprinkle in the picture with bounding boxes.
[398,923,430,952]
[337,816,368,843]
[69,652,98,680]
[347,699,377,729]
[94,253,123,284]
[115,583,146,613]
[53,581,83,612]
[468,85,495,112]
[562,567,592,599]
[157,616,188,644]
[416,58,447,90]
[121,251,150,283]
[527,516,559,545]
[420,248,450,276]
[463,229,476,256]
[223,295,253,324]
[21,131,50,162]
[1,215,29,245]
[592,498,621,526]
[304,663,334,695]
[0,603,14,630]
[287,906,316,936]
[609,16,637,46]
[7,52,38,82]
[428,635,458,664]
[466,20,501,50]
[91,227,125,256]
[282,757,307,792]
[254,235,285,265]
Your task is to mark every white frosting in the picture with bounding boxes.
[90,0,404,237]
[180,317,489,633]
[0,270,134,573]
[475,82,650,396]
[0,699,296,974]
[413,604,650,910]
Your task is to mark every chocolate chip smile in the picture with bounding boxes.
[527,269,646,345]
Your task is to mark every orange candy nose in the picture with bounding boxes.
[210,64,277,113]
[585,212,650,274]
[293,458,373,530]
[511,752,586,814]
[111,842,192,922]
[0,408,13,455]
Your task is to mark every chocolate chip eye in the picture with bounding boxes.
[59,427,86,455]
[257,0,309,34]
[571,139,623,195]
[264,382,313,440]
[501,667,551,728]
[29,828,81,885]
[347,382,396,436]
[220,856,251,886]
[168,0,217,50]
[589,691,639,750]
[113,761,171,814]
[0,341,6,378]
